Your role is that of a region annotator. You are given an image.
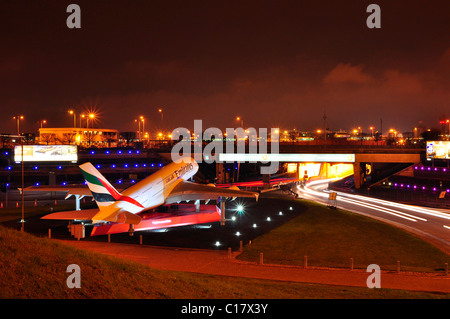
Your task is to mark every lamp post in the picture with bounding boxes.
[80,114,85,128]
[87,113,95,129]
[13,115,24,136]
[140,116,145,137]
[40,120,47,128]
[236,116,243,128]
[135,118,142,141]
[158,108,163,125]
[15,134,25,231]
[136,119,140,140]
[68,110,76,128]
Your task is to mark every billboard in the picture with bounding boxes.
[426,141,450,160]
[14,145,78,162]
[218,153,355,163]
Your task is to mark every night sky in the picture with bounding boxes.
[1,0,448,135]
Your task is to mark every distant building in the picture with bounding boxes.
[38,127,119,148]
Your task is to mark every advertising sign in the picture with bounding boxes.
[218,153,355,163]
[426,141,450,160]
[14,145,78,162]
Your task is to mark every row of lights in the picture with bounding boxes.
[95,163,163,169]
[214,206,294,247]
[5,162,164,171]
[3,149,148,157]
[382,181,450,193]
[414,166,449,173]
[5,165,44,170]
[34,177,141,187]
[7,162,164,186]
[90,150,141,155]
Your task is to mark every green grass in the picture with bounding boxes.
[238,199,450,272]
[0,224,448,299]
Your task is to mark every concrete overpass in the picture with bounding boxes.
[159,144,423,189]
[213,145,423,189]
[351,152,422,189]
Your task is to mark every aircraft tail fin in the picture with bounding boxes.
[79,162,143,224]
[79,162,122,210]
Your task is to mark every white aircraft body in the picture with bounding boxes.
[31,157,258,233]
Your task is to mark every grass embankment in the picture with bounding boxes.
[1,224,448,299]
[238,200,450,272]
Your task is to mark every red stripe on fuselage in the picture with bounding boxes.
[98,177,144,208]
[118,195,145,208]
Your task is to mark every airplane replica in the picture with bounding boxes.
[25,157,259,236]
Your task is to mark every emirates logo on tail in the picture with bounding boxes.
[80,163,144,208]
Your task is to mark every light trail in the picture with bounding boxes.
[300,181,423,222]
[334,190,450,221]
[337,196,423,222]
[301,178,450,222]
[296,177,450,254]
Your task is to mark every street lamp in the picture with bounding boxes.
[87,113,95,128]
[134,119,141,140]
[158,108,163,124]
[40,120,47,128]
[13,115,24,136]
[135,116,145,141]
[389,129,397,138]
[11,131,26,231]
[316,129,322,141]
[68,110,76,128]
[369,126,374,137]
[20,136,24,232]
[140,116,145,137]
[236,116,243,128]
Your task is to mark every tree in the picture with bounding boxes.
[40,133,55,145]
[83,131,95,146]
[120,132,136,147]
[62,132,77,145]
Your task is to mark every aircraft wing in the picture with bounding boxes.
[41,208,99,220]
[41,207,142,224]
[165,180,259,204]
[22,185,93,197]
[216,177,300,188]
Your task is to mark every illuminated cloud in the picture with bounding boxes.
[323,63,374,85]
[0,1,448,134]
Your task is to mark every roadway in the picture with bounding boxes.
[296,178,450,255]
